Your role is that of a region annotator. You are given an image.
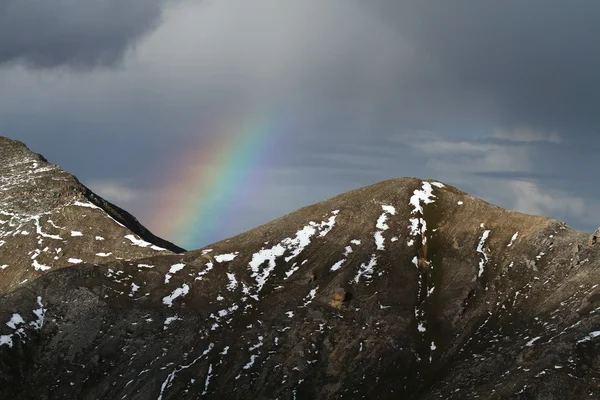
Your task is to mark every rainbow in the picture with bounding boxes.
[150,109,287,249]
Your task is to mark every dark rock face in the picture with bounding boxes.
[2,137,600,399]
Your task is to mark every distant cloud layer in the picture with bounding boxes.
[0,0,170,68]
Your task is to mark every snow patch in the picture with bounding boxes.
[354,254,378,283]
[202,364,214,396]
[129,283,140,297]
[330,260,345,272]
[577,331,600,344]
[32,259,51,271]
[407,182,442,247]
[477,230,491,278]
[0,335,13,348]
[374,205,396,251]
[73,201,101,210]
[163,315,182,330]
[507,232,519,247]
[32,296,46,328]
[331,239,362,272]
[195,262,214,281]
[165,263,186,284]
[376,211,390,230]
[409,182,437,214]
[212,304,239,320]
[6,314,25,329]
[162,284,190,307]
[1,297,46,347]
[526,336,541,347]
[284,263,300,279]
[374,232,385,251]
[302,287,318,307]
[124,234,166,251]
[215,253,238,263]
[381,204,396,214]
[32,215,62,240]
[226,273,238,291]
[250,211,338,292]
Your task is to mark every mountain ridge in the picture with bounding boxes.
[0,136,183,293]
[2,136,600,399]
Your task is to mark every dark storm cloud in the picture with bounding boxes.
[371,0,600,134]
[0,0,170,68]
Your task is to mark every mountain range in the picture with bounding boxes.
[2,136,600,399]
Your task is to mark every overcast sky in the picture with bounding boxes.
[2,0,600,249]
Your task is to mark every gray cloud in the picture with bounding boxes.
[2,0,600,246]
[0,0,170,68]
[373,0,600,134]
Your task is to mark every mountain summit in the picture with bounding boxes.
[2,136,600,399]
[0,137,183,293]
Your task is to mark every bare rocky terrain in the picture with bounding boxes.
[0,137,183,293]
[2,136,600,399]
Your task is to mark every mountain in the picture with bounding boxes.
[0,137,184,293]
[2,136,600,399]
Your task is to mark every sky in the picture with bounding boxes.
[1,0,600,249]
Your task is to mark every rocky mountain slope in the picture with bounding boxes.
[2,137,600,399]
[0,137,184,293]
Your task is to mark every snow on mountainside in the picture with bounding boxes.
[3,136,600,399]
[0,137,183,293]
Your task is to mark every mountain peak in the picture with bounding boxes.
[0,136,183,292]
[0,136,46,162]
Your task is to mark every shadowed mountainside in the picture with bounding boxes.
[2,137,600,399]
